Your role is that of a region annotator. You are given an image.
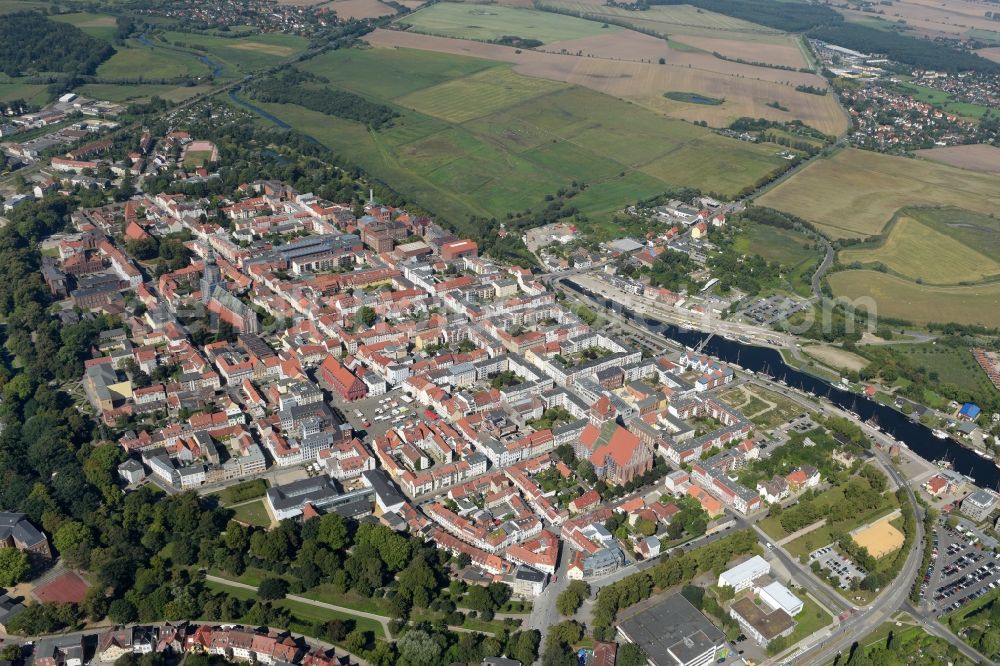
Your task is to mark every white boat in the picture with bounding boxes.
[932,429,948,440]
[976,449,992,459]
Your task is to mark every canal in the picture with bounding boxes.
[563,279,997,485]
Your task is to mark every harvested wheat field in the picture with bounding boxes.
[758,148,1000,239]
[669,35,808,69]
[367,29,846,133]
[320,0,396,18]
[867,0,1000,36]
[802,345,869,373]
[916,144,1000,174]
[978,47,1000,64]
[829,271,1000,327]
[540,31,816,83]
[852,515,905,559]
[838,215,1000,285]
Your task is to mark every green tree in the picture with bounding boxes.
[617,643,648,666]
[257,577,289,600]
[355,306,376,328]
[396,629,441,666]
[0,548,29,586]
[52,520,92,566]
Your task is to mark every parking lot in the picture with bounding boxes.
[923,522,1000,616]
[329,385,428,442]
[740,295,810,326]
[809,546,867,590]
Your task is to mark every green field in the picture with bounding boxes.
[258,47,794,230]
[77,82,214,103]
[397,4,620,43]
[0,79,50,105]
[829,270,1000,327]
[890,79,990,120]
[159,31,309,76]
[839,214,1000,285]
[204,580,386,639]
[231,498,271,527]
[860,343,996,396]
[758,148,1000,240]
[50,12,117,41]
[732,223,821,296]
[0,0,48,13]
[97,39,212,80]
[759,479,899,557]
[535,0,786,41]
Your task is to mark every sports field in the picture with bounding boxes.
[398,4,620,43]
[828,270,1000,328]
[757,148,1000,239]
[852,514,905,559]
[838,215,1000,285]
[268,47,795,228]
[367,29,845,134]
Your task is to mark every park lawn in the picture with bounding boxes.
[741,385,806,429]
[183,150,216,167]
[50,12,117,41]
[301,585,394,616]
[208,480,269,505]
[204,581,386,639]
[784,501,900,558]
[784,596,832,646]
[828,270,1000,328]
[97,40,212,79]
[231,498,272,527]
[279,598,386,639]
[160,31,309,76]
[757,148,1000,240]
[839,215,1000,285]
[397,4,621,44]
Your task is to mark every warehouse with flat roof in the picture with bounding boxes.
[617,593,725,666]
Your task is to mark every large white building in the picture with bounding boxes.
[757,581,803,616]
[717,555,770,592]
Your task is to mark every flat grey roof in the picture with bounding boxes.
[618,593,724,666]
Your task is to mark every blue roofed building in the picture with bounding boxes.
[959,403,981,420]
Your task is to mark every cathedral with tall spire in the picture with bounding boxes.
[200,248,222,304]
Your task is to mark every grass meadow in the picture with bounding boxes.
[258,47,795,230]
[398,4,620,43]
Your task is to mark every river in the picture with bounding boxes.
[563,279,998,485]
[136,33,224,77]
